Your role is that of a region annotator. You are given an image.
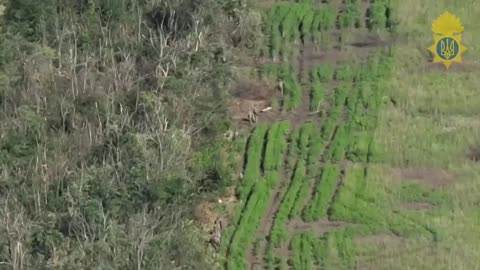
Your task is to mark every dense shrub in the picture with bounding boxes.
[0,0,252,268]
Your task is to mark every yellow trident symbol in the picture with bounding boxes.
[440,38,456,60]
[427,12,467,69]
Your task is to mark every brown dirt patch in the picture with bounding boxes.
[229,78,286,127]
[232,78,274,100]
[288,219,351,234]
[355,233,403,246]
[229,98,268,120]
[301,41,344,72]
[349,31,391,48]
[391,167,454,187]
[300,31,390,74]
[401,202,434,210]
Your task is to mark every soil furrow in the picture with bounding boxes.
[326,164,347,220]
[247,136,298,269]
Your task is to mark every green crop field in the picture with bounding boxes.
[2,0,478,269]
[220,0,480,269]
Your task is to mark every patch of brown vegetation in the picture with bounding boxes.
[219,186,237,204]
[193,202,219,230]
[218,186,238,218]
[391,167,454,187]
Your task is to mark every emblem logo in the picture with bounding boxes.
[427,12,467,69]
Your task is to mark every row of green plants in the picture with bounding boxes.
[290,129,317,218]
[264,125,305,269]
[264,0,395,59]
[309,65,330,111]
[265,99,351,264]
[257,63,360,247]
[321,83,349,141]
[222,122,290,269]
[256,8,397,267]
[329,164,434,239]
[260,56,376,269]
[222,0,398,266]
[290,231,315,270]
[264,3,337,60]
[261,64,302,112]
[287,127,302,173]
[346,50,394,162]
[312,233,329,269]
[310,64,358,111]
[325,53,393,163]
[256,53,396,269]
[270,149,308,246]
[340,0,394,30]
[241,45,393,270]
[299,63,364,224]
[314,51,428,269]
[306,128,323,178]
[338,0,362,28]
[329,164,379,226]
[305,49,437,267]
[366,0,395,30]
[289,228,355,269]
[328,50,437,238]
[332,229,356,269]
[265,122,319,268]
[237,124,269,201]
[303,162,341,221]
[303,51,394,225]
[219,125,268,265]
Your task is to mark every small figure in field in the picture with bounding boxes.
[248,107,259,126]
[253,107,259,120]
[247,108,254,125]
[210,218,223,251]
[277,78,284,96]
